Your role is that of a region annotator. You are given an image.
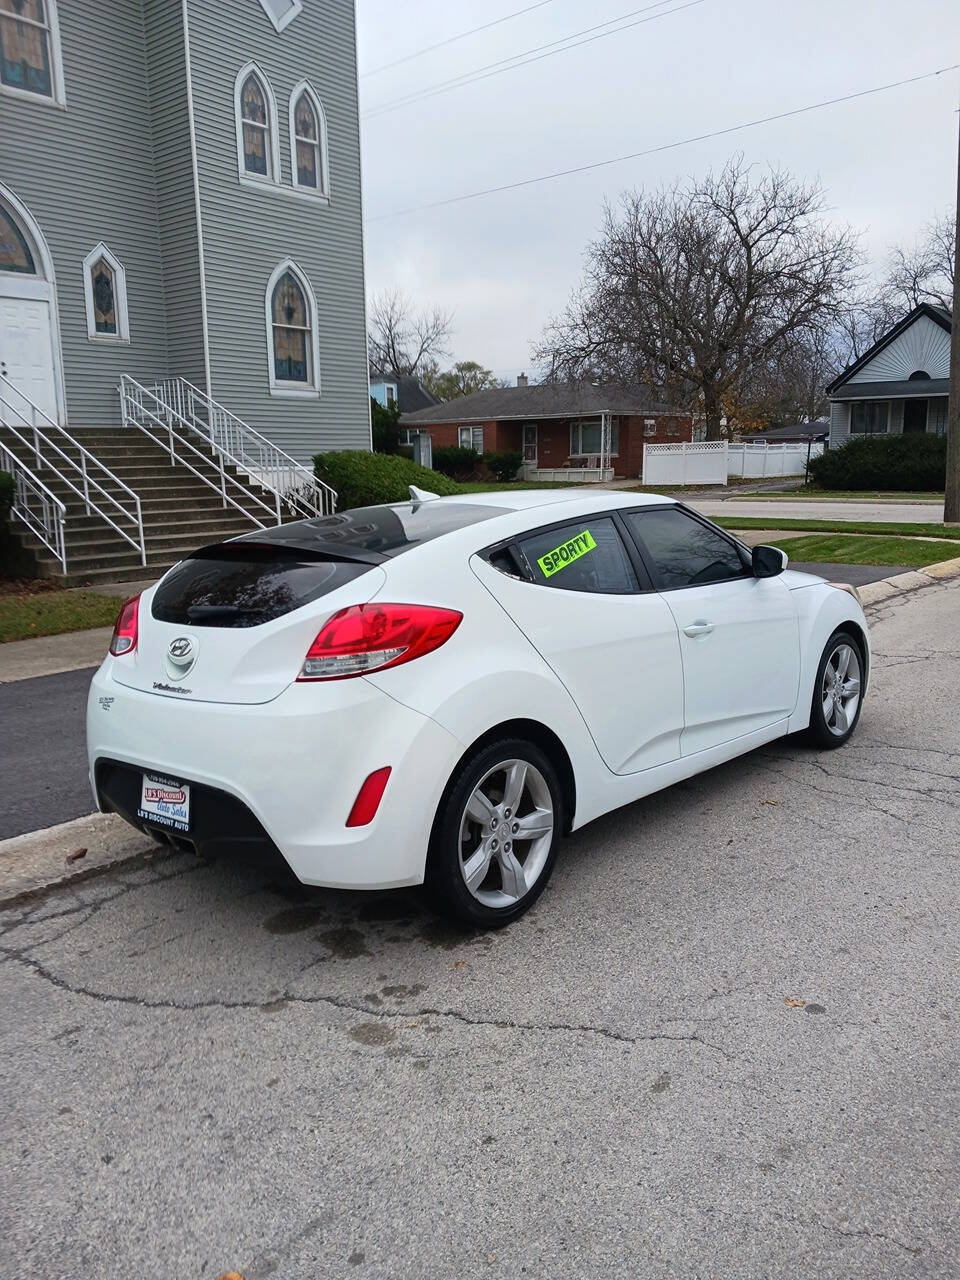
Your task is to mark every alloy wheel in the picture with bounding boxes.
[457,759,554,908]
[821,642,862,737]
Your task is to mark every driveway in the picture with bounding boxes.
[1,580,958,1278]
[689,496,945,523]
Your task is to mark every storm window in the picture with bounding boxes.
[849,402,888,435]
[289,82,329,198]
[0,0,64,106]
[82,243,129,342]
[234,64,280,185]
[265,260,320,397]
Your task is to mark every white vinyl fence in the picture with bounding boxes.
[727,441,823,479]
[643,440,824,486]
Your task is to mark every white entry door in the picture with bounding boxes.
[522,423,538,465]
[0,287,59,424]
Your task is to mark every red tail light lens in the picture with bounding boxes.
[346,767,392,827]
[297,602,463,681]
[109,593,141,656]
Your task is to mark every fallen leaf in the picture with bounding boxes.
[452,960,467,970]
[65,848,88,864]
[785,996,806,1009]
[760,798,781,806]
[216,1273,246,1280]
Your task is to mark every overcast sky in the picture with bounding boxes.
[357,0,959,382]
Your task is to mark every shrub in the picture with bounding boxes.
[484,450,523,482]
[370,397,401,454]
[314,450,462,511]
[808,433,946,491]
[0,470,12,525]
[432,445,480,480]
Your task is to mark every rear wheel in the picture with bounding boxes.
[424,738,562,928]
[806,630,864,748]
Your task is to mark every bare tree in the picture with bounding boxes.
[882,209,955,312]
[368,290,453,379]
[534,159,860,439]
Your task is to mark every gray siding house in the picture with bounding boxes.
[826,304,951,448]
[0,0,369,462]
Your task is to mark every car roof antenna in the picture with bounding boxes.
[408,485,440,503]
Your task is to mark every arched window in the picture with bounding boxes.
[0,0,65,106]
[234,63,279,185]
[289,81,330,199]
[82,242,129,342]
[908,370,931,381]
[265,260,320,396]
[0,205,36,274]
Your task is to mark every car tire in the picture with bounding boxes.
[806,628,865,749]
[424,737,563,928]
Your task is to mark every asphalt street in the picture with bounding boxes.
[691,496,945,523]
[1,578,958,1279]
[0,560,910,839]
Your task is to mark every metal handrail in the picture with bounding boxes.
[0,376,146,566]
[0,440,67,572]
[148,376,336,518]
[119,376,279,529]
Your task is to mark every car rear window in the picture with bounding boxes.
[232,501,509,559]
[151,544,373,628]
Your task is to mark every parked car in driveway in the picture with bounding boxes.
[87,489,869,927]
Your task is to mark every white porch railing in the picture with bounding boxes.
[0,374,145,568]
[0,439,67,572]
[144,377,336,518]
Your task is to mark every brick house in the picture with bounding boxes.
[400,378,693,481]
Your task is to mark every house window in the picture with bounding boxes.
[459,426,484,454]
[289,83,329,197]
[257,0,302,32]
[908,370,931,381]
[0,205,35,273]
[849,402,888,435]
[82,242,129,342]
[234,64,280,185]
[569,417,619,457]
[265,259,320,396]
[385,385,396,404]
[0,0,64,106]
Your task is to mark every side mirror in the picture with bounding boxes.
[752,544,788,578]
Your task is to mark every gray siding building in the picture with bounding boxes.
[0,0,369,462]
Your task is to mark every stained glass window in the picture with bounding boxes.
[271,272,310,383]
[0,206,35,273]
[294,92,320,189]
[91,258,117,334]
[241,73,270,176]
[0,0,53,98]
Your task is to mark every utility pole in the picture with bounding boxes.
[945,109,960,524]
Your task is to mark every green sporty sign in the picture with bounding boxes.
[536,529,598,579]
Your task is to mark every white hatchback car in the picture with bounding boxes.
[88,489,869,926]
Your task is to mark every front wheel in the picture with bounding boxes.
[424,738,562,928]
[806,629,864,749]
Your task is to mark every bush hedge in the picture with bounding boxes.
[484,450,523,482]
[0,470,12,525]
[314,450,463,510]
[808,433,946,491]
[432,445,480,480]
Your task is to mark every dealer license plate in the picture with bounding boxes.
[138,773,191,832]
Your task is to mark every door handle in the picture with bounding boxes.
[683,620,714,637]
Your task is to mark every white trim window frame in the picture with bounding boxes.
[257,0,302,33]
[81,241,129,343]
[849,401,889,436]
[265,258,320,399]
[288,79,330,202]
[570,416,619,457]
[458,425,484,454]
[0,0,66,109]
[234,62,281,189]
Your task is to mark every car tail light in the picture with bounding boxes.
[346,767,392,827]
[109,593,141,656]
[297,602,462,681]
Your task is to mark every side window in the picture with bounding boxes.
[518,517,638,594]
[626,508,748,589]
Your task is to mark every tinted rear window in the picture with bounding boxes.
[232,501,509,559]
[151,545,372,628]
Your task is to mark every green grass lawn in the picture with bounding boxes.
[715,516,953,539]
[771,534,960,569]
[0,590,125,644]
[729,489,944,502]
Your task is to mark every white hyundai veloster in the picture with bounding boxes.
[88,489,869,927]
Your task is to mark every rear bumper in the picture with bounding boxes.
[87,660,465,889]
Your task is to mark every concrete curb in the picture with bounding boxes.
[858,555,960,608]
[0,626,112,683]
[0,812,158,907]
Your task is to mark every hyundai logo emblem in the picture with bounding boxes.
[168,636,195,663]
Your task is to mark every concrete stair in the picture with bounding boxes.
[0,425,300,587]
